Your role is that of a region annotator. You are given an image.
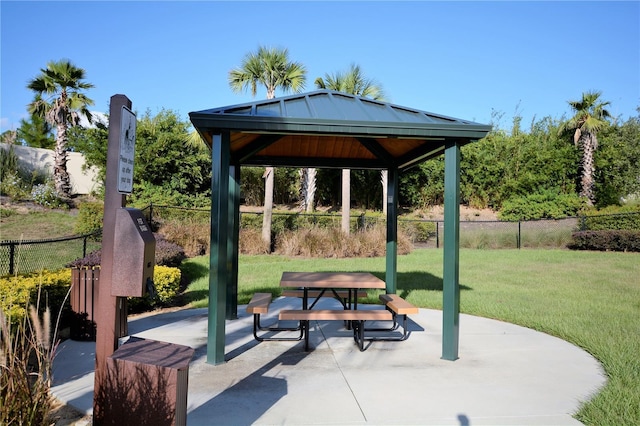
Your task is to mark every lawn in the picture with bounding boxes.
[180,248,640,426]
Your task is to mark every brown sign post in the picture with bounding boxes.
[93,95,193,425]
[93,94,133,422]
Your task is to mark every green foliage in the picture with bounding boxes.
[128,181,210,209]
[0,269,72,325]
[74,201,104,235]
[569,230,640,252]
[400,158,444,208]
[129,265,181,310]
[399,220,436,242]
[0,146,29,199]
[17,113,54,149]
[67,123,109,187]
[593,114,640,207]
[151,265,181,304]
[499,190,585,221]
[582,207,640,231]
[240,167,265,205]
[134,109,211,198]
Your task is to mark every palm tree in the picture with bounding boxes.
[229,46,307,247]
[559,91,612,206]
[315,64,386,233]
[27,60,94,198]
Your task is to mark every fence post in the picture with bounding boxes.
[436,222,440,249]
[9,242,15,276]
[517,221,521,249]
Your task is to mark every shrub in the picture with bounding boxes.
[499,191,584,221]
[399,220,436,242]
[568,230,640,252]
[128,265,182,311]
[66,234,186,268]
[74,201,104,235]
[0,171,29,199]
[151,265,181,304]
[155,235,187,267]
[580,207,640,231]
[30,181,69,209]
[0,269,72,326]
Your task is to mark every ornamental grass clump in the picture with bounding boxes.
[0,285,68,425]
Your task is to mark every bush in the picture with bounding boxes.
[499,191,585,221]
[0,269,72,326]
[31,181,69,209]
[74,201,104,235]
[128,265,182,311]
[155,235,187,267]
[568,230,640,252]
[580,207,640,231]
[66,234,186,268]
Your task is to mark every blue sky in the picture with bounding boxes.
[1,1,639,134]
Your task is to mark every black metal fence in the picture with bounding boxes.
[2,204,637,276]
[1,231,101,276]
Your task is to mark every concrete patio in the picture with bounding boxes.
[52,297,606,425]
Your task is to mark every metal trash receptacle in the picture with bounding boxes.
[102,337,195,426]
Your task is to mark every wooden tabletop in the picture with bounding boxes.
[280,272,385,289]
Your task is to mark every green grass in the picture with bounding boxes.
[180,248,640,426]
[0,210,78,240]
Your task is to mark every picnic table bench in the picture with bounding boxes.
[246,292,302,342]
[279,309,393,351]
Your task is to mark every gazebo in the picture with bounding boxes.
[189,90,491,365]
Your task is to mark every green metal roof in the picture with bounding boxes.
[189,90,491,171]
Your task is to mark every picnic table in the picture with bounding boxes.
[279,271,385,310]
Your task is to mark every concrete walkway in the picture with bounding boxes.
[52,297,606,425]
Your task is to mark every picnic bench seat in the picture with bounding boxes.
[246,293,302,342]
[279,309,393,351]
[376,294,419,340]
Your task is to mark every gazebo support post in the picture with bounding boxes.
[226,164,240,320]
[442,142,461,361]
[208,131,231,365]
[385,167,399,294]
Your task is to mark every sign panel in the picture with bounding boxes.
[117,106,137,194]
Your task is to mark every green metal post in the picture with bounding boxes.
[442,142,460,361]
[385,168,398,294]
[227,164,240,320]
[208,132,230,365]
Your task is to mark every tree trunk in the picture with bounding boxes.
[580,133,596,206]
[262,167,274,249]
[341,169,350,234]
[54,122,72,198]
[381,170,388,214]
[306,168,316,213]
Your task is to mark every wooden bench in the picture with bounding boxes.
[279,309,393,351]
[377,294,419,340]
[246,293,302,342]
